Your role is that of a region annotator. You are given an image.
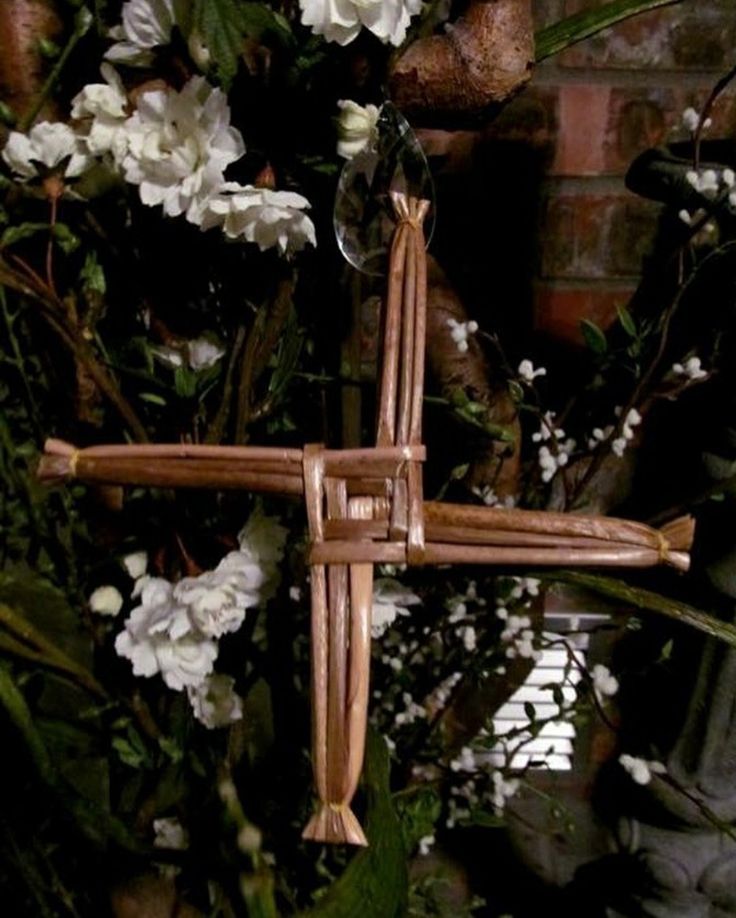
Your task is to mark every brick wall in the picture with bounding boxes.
[518,0,736,344]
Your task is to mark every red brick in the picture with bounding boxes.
[546,84,736,176]
[534,284,637,345]
[540,193,660,280]
[552,84,609,175]
[560,0,736,71]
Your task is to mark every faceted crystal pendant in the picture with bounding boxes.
[334,102,435,276]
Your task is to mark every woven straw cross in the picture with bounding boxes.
[39,193,694,846]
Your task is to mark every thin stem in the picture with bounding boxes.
[569,241,736,508]
[18,9,92,132]
[46,195,58,299]
[205,325,246,444]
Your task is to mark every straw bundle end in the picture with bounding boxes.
[302,803,368,846]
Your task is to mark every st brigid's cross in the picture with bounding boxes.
[39,193,694,846]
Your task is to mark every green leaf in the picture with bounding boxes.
[524,701,536,721]
[1,223,49,247]
[139,392,167,406]
[303,731,408,917]
[52,223,80,253]
[174,366,197,398]
[535,0,684,61]
[394,785,441,852]
[189,0,294,89]
[540,570,736,648]
[0,665,143,851]
[580,318,608,355]
[617,305,637,338]
[112,736,146,769]
[80,250,106,295]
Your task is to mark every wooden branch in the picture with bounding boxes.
[390,0,534,123]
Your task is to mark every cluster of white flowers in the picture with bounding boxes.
[682,106,712,134]
[672,355,707,381]
[371,577,421,637]
[679,166,736,225]
[2,121,91,182]
[394,690,427,726]
[336,100,381,159]
[2,2,316,257]
[518,359,547,384]
[447,318,479,353]
[619,753,666,786]
[154,337,226,372]
[611,406,642,458]
[112,511,286,727]
[496,577,542,661]
[538,440,575,484]
[471,484,516,508]
[299,0,422,46]
[531,413,574,483]
[446,766,520,827]
[591,663,619,703]
[509,576,540,601]
[587,424,614,451]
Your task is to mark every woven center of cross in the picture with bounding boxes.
[40,193,694,846]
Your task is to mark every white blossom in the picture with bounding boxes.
[611,407,641,457]
[672,355,707,381]
[3,121,91,181]
[591,663,619,702]
[201,183,316,254]
[450,745,477,773]
[682,107,711,134]
[491,770,520,811]
[121,77,245,224]
[71,64,129,161]
[371,577,421,637]
[587,424,614,450]
[471,484,516,508]
[418,834,435,856]
[510,577,541,600]
[122,551,148,579]
[459,624,477,652]
[446,317,478,353]
[619,753,666,786]
[686,168,719,199]
[187,674,244,729]
[723,168,735,188]
[336,100,381,159]
[299,0,422,46]
[114,577,217,690]
[173,558,259,639]
[150,633,219,691]
[237,509,289,603]
[153,816,188,850]
[89,585,124,617]
[531,410,565,444]
[394,691,426,726]
[187,337,225,371]
[518,359,547,384]
[106,0,174,66]
[538,439,575,483]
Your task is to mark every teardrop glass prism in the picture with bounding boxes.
[334,102,436,276]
